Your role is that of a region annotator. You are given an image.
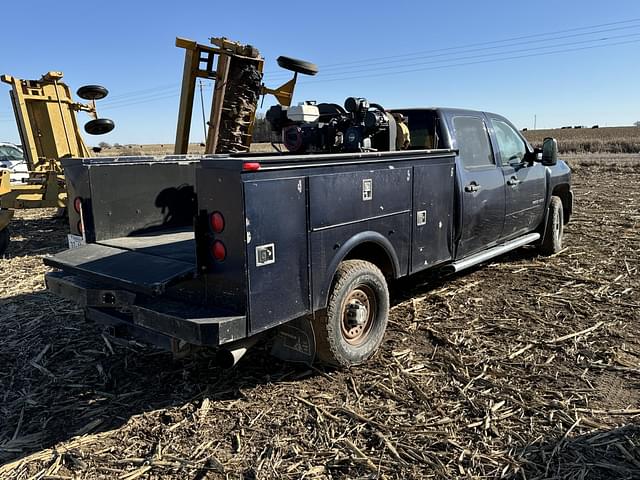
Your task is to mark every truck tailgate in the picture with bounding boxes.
[44,241,195,296]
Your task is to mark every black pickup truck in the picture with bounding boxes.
[44,101,573,367]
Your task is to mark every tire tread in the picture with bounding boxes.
[540,196,564,256]
[314,260,388,367]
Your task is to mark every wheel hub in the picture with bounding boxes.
[341,288,375,345]
[346,302,367,327]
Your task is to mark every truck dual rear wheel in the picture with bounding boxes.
[0,227,9,257]
[314,260,389,367]
[539,196,564,256]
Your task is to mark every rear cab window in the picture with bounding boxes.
[390,109,446,149]
[451,116,494,169]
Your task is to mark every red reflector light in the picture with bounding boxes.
[212,240,226,261]
[242,162,261,171]
[73,197,82,213]
[210,211,225,233]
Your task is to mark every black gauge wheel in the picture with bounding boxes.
[85,118,115,135]
[276,56,319,76]
[77,85,109,100]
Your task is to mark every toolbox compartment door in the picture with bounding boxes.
[244,177,309,334]
[308,167,412,230]
[411,163,455,272]
[44,243,195,296]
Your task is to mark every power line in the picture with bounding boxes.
[100,89,180,107]
[100,84,212,108]
[72,19,640,105]
[99,92,180,111]
[262,17,640,77]
[100,83,178,102]
[282,31,640,80]
[89,18,640,110]
[96,38,638,110]
[263,23,640,79]
[299,38,640,85]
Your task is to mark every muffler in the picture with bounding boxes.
[216,335,260,369]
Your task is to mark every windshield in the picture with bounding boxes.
[0,145,24,162]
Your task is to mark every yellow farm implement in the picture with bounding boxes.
[0,71,113,255]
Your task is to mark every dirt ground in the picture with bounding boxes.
[0,155,639,479]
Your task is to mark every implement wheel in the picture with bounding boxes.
[313,260,389,367]
[0,227,9,257]
[276,56,319,76]
[77,85,109,100]
[85,118,115,135]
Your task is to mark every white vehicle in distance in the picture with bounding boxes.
[0,142,28,183]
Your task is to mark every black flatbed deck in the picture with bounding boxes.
[100,229,196,264]
[44,229,196,295]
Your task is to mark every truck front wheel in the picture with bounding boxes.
[539,196,564,256]
[313,260,389,367]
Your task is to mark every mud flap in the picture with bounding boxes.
[270,316,316,365]
[0,208,14,231]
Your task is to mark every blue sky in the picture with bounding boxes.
[1,0,639,145]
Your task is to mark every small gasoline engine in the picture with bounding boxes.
[266,97,409,154]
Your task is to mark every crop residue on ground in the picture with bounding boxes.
[0,157,639,479]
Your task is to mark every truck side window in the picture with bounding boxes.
[493,120,526,165]
[452,116,493,168]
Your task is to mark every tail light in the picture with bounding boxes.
[212,240,226,262]
[210,211,225,233]
[73,197,82,213]
[242,162,261,171]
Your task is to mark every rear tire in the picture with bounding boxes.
[0,227,9,257]
[539,196,564,256]
[313,260,389,367]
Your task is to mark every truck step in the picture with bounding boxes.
[449,233,540,273]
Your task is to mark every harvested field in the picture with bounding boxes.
[523,126,640,154]
[1,155,639,479]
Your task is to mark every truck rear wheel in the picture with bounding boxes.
[0,227,9,257]
[539,196,564,256]
[313,260,389,367]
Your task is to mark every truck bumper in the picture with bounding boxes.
[45,271,246,348]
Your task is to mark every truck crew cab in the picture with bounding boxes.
[44,99,573,368]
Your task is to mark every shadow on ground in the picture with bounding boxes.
[0,288,317,465]
[3,212,68,258]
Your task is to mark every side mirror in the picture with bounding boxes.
[541,137,558,166]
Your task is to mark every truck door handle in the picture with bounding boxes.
[464,182,480,192]
[507,176,521,186]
